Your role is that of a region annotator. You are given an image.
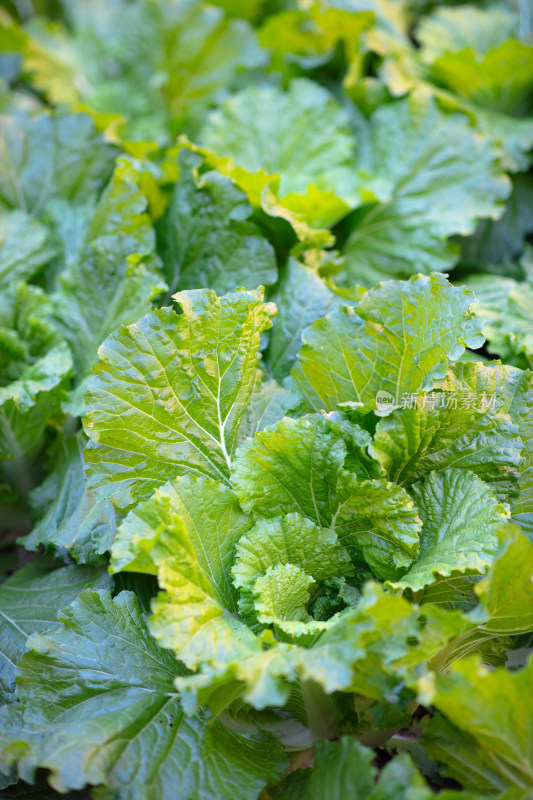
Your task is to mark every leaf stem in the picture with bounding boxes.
[300,679,339,741]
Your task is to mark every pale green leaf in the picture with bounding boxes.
[475,528,533,635]
[0,283,72,487]
[370,362,525,499]
[177,583,473,713]
[290,273,484,415]
[232,415,348,526]
[201,78,359,226]
[84,287,276,508]
[252,563,333,645]
[232,413,419,580]
[301,737,377,800]
[393,469,509,592]
[112,474,259,669]
[232,512,353,624]
[420,656,533,792]
[333,474,421,581]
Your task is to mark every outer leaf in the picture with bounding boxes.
[50,160,166,408]
[300,737,377,800]
[0,558,110,702]
[156,149,276,298]
[459,173,533,268]
[275,746,436,800]
[201,79,359,225]
[465,274,518,357]
[0,343,72,465]
[237,371,300,441]
[112,475,258,668]
[341,96,510,285]
[393,469,509,592]
[0,111,115,214]
[417,6,518,59]
[339,200,460,288]
[369,362,525,498]
[177,583,473,713]
[367,752,433,799]
[6,589,287,800]
[268,258,363,382]
[23,434,116,565]
[290,273,484,415]
[0,283,72,492]
[420,657,533,792]
[24,0,263,140]
[475,529,533,635]
[420,713,520,796]
[84,287,276,507]
[0,211,55,288]
[429,41,533,170]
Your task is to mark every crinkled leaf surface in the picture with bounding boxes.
[287,737,377,800]
[232,414,419,580]
[4,589,287,800]
[156,149,276,298]
[333,474,421,581]
[370,362,525,499]
[177,583,473,713]
[0,558,110,702]
[271,745,440,800]
[290,273,484,414]
[23,434,116,565]
[232,415,349,526]
[84,287,276,507]
[112,474,259,668]
[232,512,353,624]
[393,469,509,591]
[0,284,72,479]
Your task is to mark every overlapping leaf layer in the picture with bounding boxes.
[0,1,532,798]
